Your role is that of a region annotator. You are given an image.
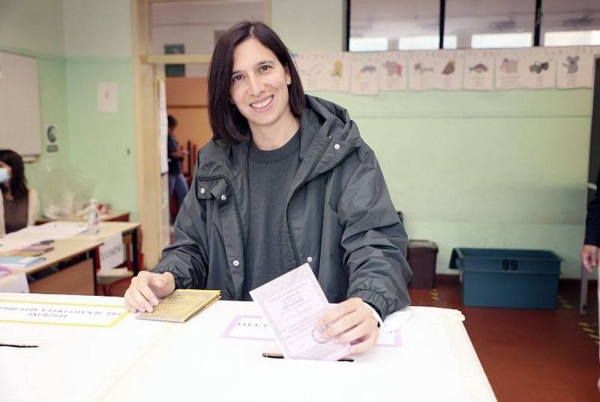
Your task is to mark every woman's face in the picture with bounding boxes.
[229,38,295,137]
[0,161,12,184]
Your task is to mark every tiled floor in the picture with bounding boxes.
[108,275,600,401]
[409,276,600,402]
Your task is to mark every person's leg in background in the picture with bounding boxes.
[168,174,177,224]
[173,173,189,209]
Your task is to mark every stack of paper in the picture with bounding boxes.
[137,289,221,323]
[0,256,46,268]
[20,241,54,253]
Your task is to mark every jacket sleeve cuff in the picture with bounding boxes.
[363,302,383,327]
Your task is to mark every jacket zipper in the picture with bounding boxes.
[286,136,333,266]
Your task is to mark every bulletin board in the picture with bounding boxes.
[0,51,42,156]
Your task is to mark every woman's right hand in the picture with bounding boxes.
[124,271,176,313]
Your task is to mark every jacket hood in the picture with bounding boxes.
[299,95,362,180]
[195,95,363,184]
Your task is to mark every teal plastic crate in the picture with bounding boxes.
[450,248,561,309]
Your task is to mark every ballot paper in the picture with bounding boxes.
[250,263,350,361]
[136,289,221,323]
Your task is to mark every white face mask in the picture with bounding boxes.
[0,167,10,184]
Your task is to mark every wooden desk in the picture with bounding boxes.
[1,222,141,296]
[35,210,130,225]
[0,294,496,401]
[66,221,142,274]
[0,239,102,295]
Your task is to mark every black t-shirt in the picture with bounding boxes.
[242,131,301,300]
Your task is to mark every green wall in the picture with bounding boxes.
[322,90,590,277]
[65,58,136,215]
[0,0,137,220]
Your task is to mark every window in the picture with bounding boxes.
[541,0,600,46]
[349,0,439,52]
[545,30,600,46]
[445,0,536,49]
[349,37,389,52]
[399,35,457,50]
[472,33,533,48]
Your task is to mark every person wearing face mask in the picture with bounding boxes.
[0,149,40,237]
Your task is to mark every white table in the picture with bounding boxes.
[0,293,496,401]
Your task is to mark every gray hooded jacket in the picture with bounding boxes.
[154,95,412,319]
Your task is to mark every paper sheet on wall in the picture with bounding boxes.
[325,53,352,92]
[434,50,464,90]
[350,54,380,95]
[556,46,595,89]
[158,80,169,174]
[295,52,329,92]
[409,51,437,91]
[379,52,408,91]
[523,47,556,89]
[495,49,528,90]
[98,82,118,113]
[463,50,494,91]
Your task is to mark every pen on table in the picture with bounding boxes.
[0,343,39,348]
[262,352,353,362]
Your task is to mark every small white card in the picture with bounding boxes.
[99,233,124,271]
[250,263,350,361]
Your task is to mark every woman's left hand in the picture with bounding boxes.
[318,297,379,354]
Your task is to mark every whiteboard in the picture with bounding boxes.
[0,51,42,156]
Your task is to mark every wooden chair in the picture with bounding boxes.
[96,228,144,296]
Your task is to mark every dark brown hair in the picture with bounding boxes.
[0,149,28,200]
[207,21,305,144]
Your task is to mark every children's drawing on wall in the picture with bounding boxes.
[499,58,518,74]
[524,48,556,89]
[379,53,408,91]
[414,63,433,74]
[409,52,437,91]
[325,53,351,92]
[441,60,455,75]
[556,47,594,89]
[383,60,402,77]
[495,50,526,90]
[331,59,344,77]
[529,61,549,74]
[464,50,494,91]
[354,64,376,79]
[435,52,464,90]
[562,56,579,74]
[469,63,488,74]
[294,52,329,91]
[351,56,379,95]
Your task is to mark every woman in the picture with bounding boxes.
[0,149,40,236]
[125,21,412,354]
